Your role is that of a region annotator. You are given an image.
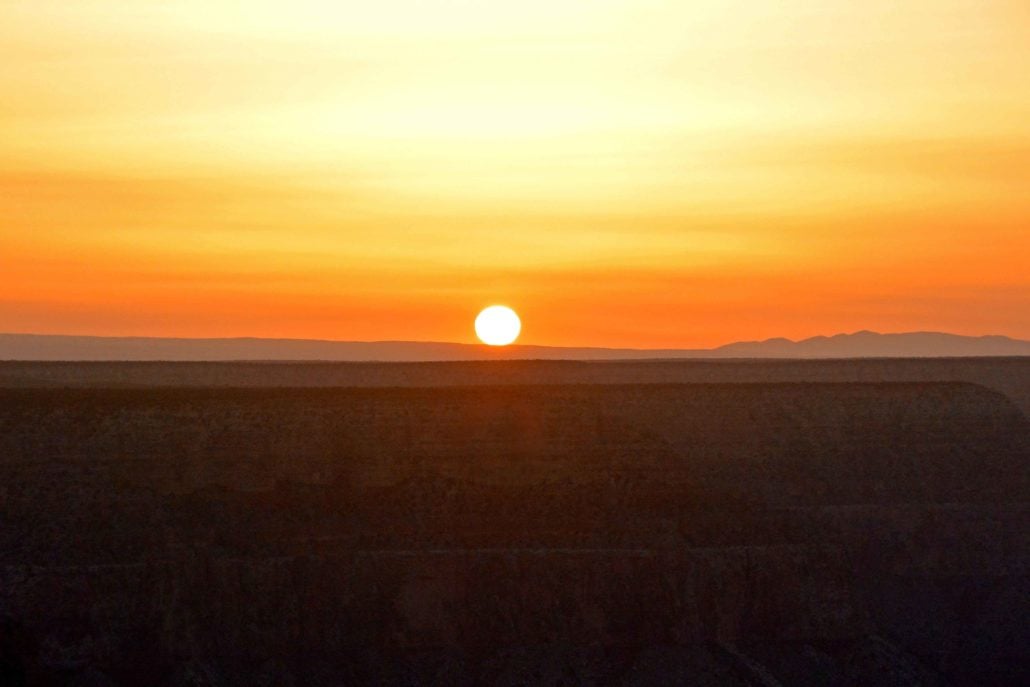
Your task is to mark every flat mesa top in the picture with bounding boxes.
[1,357,1028,418]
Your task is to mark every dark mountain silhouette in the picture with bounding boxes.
[710,330,1030,358]
[0,330,1027,361]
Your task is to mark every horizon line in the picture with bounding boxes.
[2,329,1028,352]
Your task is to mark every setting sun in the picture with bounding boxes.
[475,306,521,346]
[1,2,1028,683]
[0,1,1027,347]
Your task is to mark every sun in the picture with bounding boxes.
[475,305,521,346]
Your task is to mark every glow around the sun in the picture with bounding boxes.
[475,305,521,346]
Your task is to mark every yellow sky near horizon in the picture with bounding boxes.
[2,0,1028,346]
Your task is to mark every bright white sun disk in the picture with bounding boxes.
[475,305,521,346]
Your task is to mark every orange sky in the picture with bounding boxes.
[2,1,1028,347]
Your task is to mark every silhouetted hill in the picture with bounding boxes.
[713,330,1030,358]
[1,330,1027,361]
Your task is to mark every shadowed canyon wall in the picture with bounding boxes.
[0,383,1027,685]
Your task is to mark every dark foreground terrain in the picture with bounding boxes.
[1,369,1028,685]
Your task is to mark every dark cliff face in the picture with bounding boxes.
[0,383,1027,685]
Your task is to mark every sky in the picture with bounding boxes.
[2,0,1028,347]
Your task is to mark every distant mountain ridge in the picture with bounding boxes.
[711,330,1030,358]
[1,330,1027,361]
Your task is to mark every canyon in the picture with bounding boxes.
[0,368,1027,685]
